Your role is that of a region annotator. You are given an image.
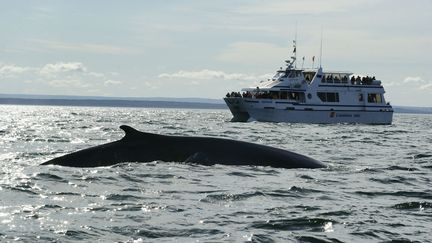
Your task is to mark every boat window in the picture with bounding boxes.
[272,71,285,80]
[288,71,296,78]
[367,93,382,103]
[327,93,336,102]
[281,92,305,102]
[317,92,340,102]
[303,72,316,83]
[269,91,279,99]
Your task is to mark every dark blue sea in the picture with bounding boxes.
[1,105,431,242]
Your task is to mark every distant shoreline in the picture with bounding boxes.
[0,94,431,114]
[0,97,226,110]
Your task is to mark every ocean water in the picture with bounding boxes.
[1,105,431,242]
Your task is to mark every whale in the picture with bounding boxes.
[41,125,325,169]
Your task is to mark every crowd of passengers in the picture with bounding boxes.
[322,75,376,85]
[350,76,376,85]
[226,91,256,98]
[226,91,298,100]
[226,75,378,98]
[321,75,349,83]
[225,91,242,98]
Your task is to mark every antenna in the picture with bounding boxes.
[319,27,323,68]
[294,23,298,68]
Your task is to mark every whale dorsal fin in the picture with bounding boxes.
[120,125,161,140]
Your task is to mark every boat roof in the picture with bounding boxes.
[279,68,353,76]
[303,69,352,75]
[323,71,353,76]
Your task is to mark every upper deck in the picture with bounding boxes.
[243,67,383,93]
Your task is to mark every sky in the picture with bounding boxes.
[0,0,431,106]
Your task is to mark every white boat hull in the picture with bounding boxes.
[224,97,393,125]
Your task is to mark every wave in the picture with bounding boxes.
[355,190,432,199]
[104,193,144,201]
[33,173,68,183]
[369,176,416,185]
[110,226,223,239]
[413,154,432,159]
[392,201,432,210]
[200,191,266,203]
[250,217,335,232]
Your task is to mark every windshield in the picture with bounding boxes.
[272,72,284,80]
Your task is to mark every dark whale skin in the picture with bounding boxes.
[42,125,325,169]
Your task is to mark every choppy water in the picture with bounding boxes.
[1,105,431,242]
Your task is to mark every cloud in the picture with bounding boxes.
[388,76,432,92]
[34,62,87,75]
[158,69,268,81]
[235,0,376,15]
[0,64,32,77]
[29,39,139,55]
[405,77,432,91]
[143,81,159,90]
[38,62,121,90]
[403,76,432,91]
[88,72,105,78]
[47,79,91,88]
[403,76,428,84]
[419,83,432,91]
[40,62,87,76]
[104,79,123,86]
[0,61,125,94]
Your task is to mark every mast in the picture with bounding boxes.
[319,27,323,68]
[288,24,297,70]
[292,39,297,68]
[294,23,297,68]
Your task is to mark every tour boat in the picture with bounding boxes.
[224,42,393,124]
